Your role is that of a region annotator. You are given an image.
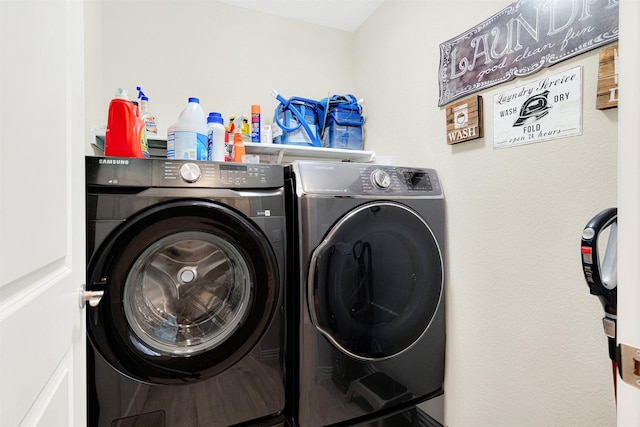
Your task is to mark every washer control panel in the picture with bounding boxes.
[157,161,281,188]
[157,161,281,187]
[179,163,202,183]
[371,169,391,189]
[86,156,284,189]
[294,161,442,197]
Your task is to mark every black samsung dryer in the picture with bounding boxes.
[285,161,445,427]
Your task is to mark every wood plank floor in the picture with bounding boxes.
[108,356,285,427]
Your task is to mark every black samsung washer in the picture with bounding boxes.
[86,156,286,427]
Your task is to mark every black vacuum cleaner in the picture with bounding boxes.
[581,207,618,396]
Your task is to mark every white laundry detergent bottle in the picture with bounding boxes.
[207,112,226,162]
[167,97,208,160]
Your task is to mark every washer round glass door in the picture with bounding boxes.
[87,200,279,384]
[308,201,443,361]
[123,230,252,357]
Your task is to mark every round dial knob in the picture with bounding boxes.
[371,169,391,189]
[179,163,201,183]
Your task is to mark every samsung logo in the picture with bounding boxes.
[99,158,129,165]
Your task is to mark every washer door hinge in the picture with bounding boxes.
[617,343,640,389]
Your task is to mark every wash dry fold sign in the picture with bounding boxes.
[493,65,582,149]
[438,0,618,106]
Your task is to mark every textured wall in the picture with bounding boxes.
[90,1,619,425]
[355,1,618,425]
[89,1,354,142]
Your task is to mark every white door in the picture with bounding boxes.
[0,1,86,426]
[618,0,640,424]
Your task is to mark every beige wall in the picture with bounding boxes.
[88,1,619,425]
[355,1,617,426]
[86,1,354,141]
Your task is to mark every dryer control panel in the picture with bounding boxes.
[86,156,284,189]
[293,161,442,197]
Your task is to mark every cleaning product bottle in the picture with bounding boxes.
[228,116,236,134]
[242,118,250,142]
[105,88,149,158]
[251,104,261,142]
[233,133,246,162]
[233,115,246,162]
[133,101,149,157]
[167,97,208,160]
[261,124,273,144]
[136,86,158,136]
[207,112,226,162]
[225,117,235,161]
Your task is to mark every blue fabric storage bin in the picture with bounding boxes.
[322,105,364,150]
[274,98,321,146]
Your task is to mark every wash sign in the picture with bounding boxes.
[438,0,618,106]
[493,65,582,149]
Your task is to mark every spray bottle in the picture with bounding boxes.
[136,86,158,135]
[232,115,246,162]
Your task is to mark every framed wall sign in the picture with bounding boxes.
[446,95,483,145]
[596,43,619,110]
[438,0,618,106]
[493,66,582,149]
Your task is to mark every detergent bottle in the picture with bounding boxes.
[207,112,226,162]
[136,86,158,136]
[167,97,208,160]
[224,131,230,162]
[226,117,235,161]
[132,102,149,156]
[105,88,149,158]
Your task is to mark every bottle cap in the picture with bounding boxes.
[207,112,224,124]
[114,88,129,99]
[251,104,261,114]
[188,97,200,103]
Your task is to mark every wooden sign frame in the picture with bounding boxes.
[446,95,483,145]
[596,43,619,110]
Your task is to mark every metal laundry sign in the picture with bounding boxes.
[493,65,582,149]
[438,0,618,106]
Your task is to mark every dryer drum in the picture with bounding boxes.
[308,201,443,361]
[86,200,279,384]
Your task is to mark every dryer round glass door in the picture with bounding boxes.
[308,201,443,361]
[86,200,280,384]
